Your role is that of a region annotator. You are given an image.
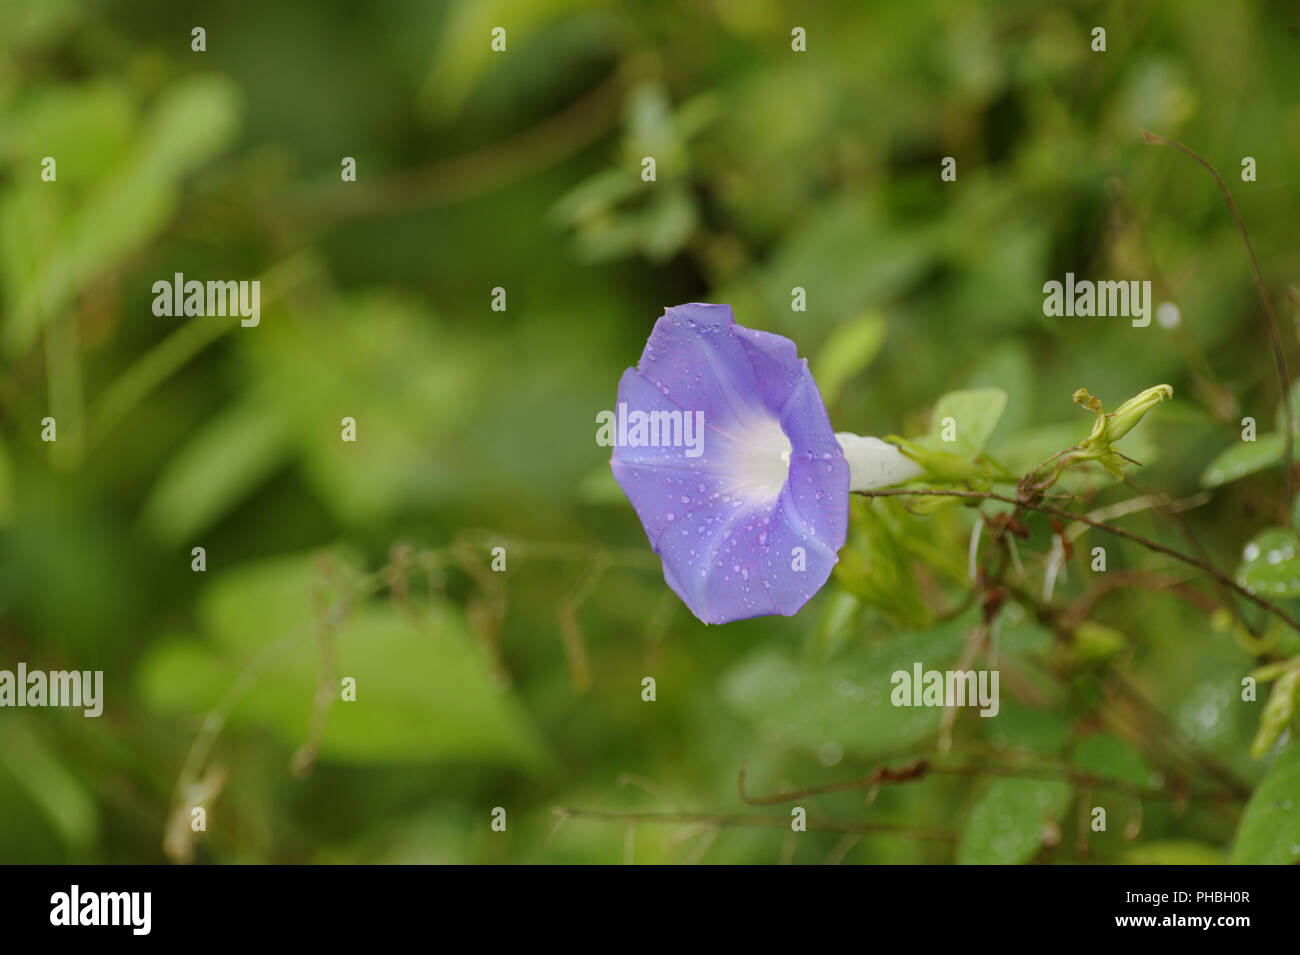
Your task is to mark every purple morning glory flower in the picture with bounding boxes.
[608,303,919,625]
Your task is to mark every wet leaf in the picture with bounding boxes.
[1235,527,1300,598]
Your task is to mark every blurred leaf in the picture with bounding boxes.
[758,197,936,336]
[620,82,685,173]
[980,703,1071,753]
[721,617,970,754]
[3,75,241,354]
[137,552,552,772]
[1071,734,1156,788]
[422,0,611,118]
[549,168,643,226]
[140,399,293,544]
[0,80,133,181]
[0,719,99,853]
[1231,743,1300,863]
[813,312,887,407]
[238,294,490,524]
[641,187,697,261]
[806,591,862,665]
[198,547,364,649]
[1200,433,1284,488]
[957,777,1070,864]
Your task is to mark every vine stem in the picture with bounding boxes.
[1140,129,1294,512]
[854,488,1300,633]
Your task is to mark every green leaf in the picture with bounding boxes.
[641,187,698,261]
[721,617,969,754]
[198,548,364,651]
[421,0,612,119]
[916,388,1008,459]
[957,777,1071,864]
[4,75,241,355]
[1231,743,1300,863]
[1200,433,1285,488]
[806,591,863,664]
[139,398,293,544]
[0,80,133,184]
[979,703,1070,753]
[549,168,644,226]
[813,312,887,407]
[757,198,935,338]
[1071,734,1156,789]
[137,552,552,773]
[0,719,99,852]
[1235,526,1300,598]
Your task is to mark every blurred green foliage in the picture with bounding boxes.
[2,0,1300,864]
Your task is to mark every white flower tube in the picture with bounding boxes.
[834,433,923,492]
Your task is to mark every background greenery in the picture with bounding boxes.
[2,0,1299,864]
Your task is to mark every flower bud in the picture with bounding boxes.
[1104,384,1174,443]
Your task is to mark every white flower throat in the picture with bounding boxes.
[727,418,923,500]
